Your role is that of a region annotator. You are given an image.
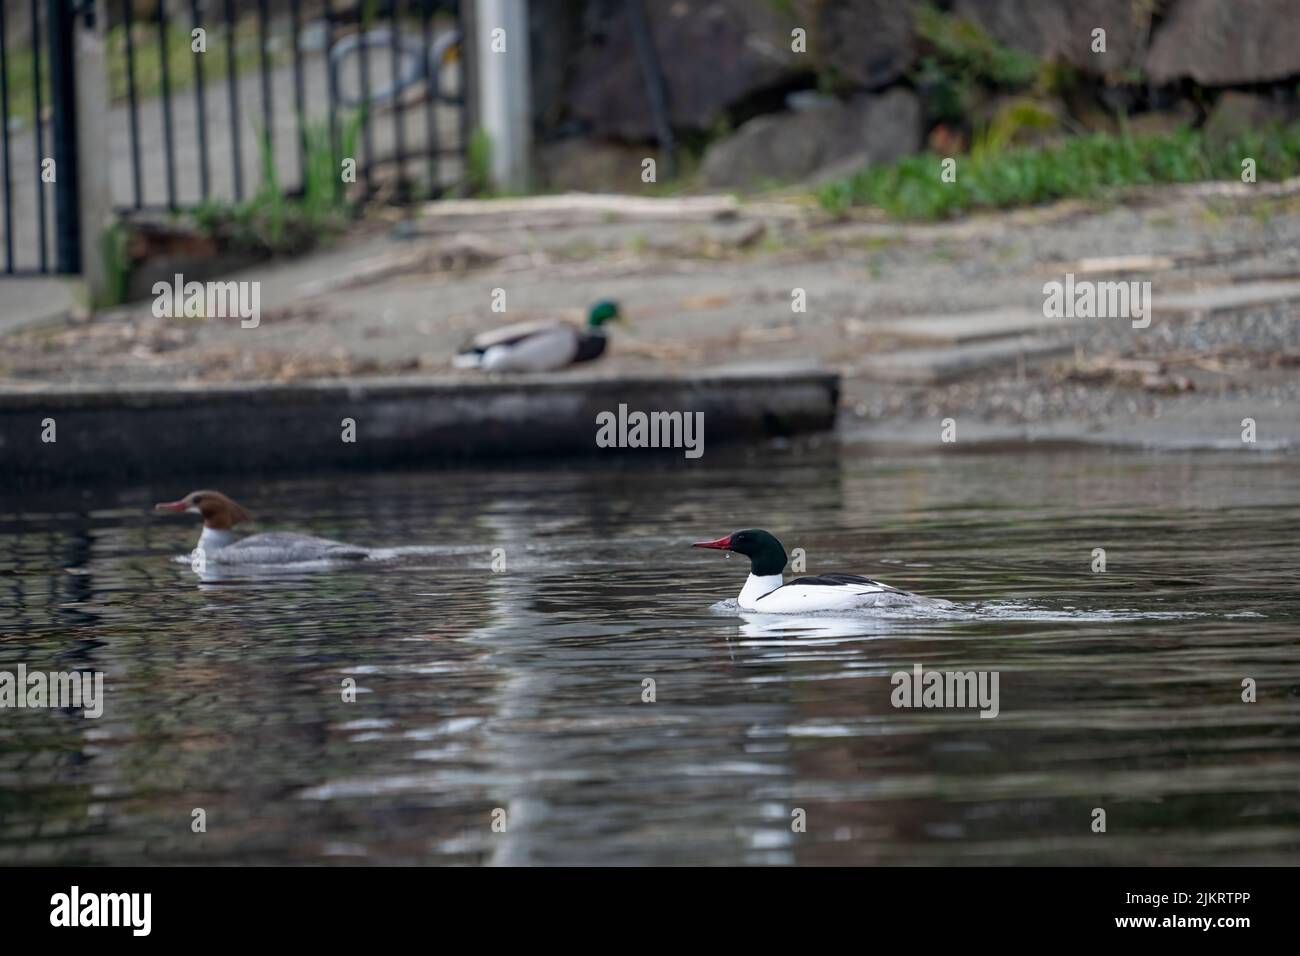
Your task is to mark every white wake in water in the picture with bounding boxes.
[709,598,1227,624]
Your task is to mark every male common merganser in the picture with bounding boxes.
[154,490,369,563]
[693,529,936,612]
[453,300,624,372]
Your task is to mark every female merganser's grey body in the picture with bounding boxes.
[154,490,368,564]
[693,529,942,613]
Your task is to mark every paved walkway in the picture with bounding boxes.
[0,276,78,334]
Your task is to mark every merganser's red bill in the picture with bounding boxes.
[154,499,189,512]
[692,535,733,550]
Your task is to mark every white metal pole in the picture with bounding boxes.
[76,1,113,304]
[475,0,532,193]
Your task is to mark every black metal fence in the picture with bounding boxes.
[0,0,467,276]
[0,0,74,275]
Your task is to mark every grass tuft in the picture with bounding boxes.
[190,110,363,255]
[816,125,1300,220]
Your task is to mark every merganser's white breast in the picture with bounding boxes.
[739,572,914,612]
[198,526,236,552]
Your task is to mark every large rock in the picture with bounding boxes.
[951,0,1150,76]
[700,88,921,189]
[529,0,587,135]
[802,0,920,91]
[1203,92,1300,146]
[566,0,804,141]
[847,87,925,166]
[1146,0,1300,85]
[536,138,657,192]
[1125,103,1198,139]
[700,109,834,190]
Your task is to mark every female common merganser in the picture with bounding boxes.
[453,300,624,373]
[693,529,936,612]
[154,490,369,563]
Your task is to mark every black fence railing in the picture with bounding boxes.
[0,0,467,276]
[0,0,58,276]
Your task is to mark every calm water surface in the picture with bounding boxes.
[2,446,1298,865]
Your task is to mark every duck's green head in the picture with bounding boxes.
[692,529,788,576]
[587,300,623,328]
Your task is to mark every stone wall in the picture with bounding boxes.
[529,0,1300,191]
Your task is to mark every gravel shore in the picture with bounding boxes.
[3,183,1297,450]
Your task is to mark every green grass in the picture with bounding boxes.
[189,110,363,256]
[466,127,493,196]
[816,125,1300,220]
[913,3,1039,91]
[97,221,133,309]
[911,3,1048,125]
[3,18,288,127]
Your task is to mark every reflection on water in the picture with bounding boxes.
[1,447,1298,864]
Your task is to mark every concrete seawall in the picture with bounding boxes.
[2,364,839,484]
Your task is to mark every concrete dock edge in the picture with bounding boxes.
[2,364,839,484]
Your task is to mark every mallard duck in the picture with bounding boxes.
[453,300,623,372]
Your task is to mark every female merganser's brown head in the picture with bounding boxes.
[154,490,252,530]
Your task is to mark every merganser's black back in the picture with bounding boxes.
[787,573,899,591]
